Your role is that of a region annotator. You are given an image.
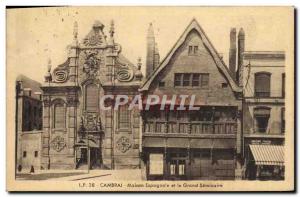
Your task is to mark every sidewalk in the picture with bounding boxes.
[54,169,142,181]
[16,169,142,181]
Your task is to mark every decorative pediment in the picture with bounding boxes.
[52,59,70,83]
[116,63,134,82]
[82,21,107,47]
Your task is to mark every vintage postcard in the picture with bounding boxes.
[6,6,294,192]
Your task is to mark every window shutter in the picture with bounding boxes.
[255,73,271,97]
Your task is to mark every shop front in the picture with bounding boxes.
[246,144,284,180]
[143,137,236,180]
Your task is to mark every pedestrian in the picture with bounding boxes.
[30,165,35,174]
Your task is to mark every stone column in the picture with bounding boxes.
[68,46,78,83]
[41,96,51,169]
[67,95,78,168]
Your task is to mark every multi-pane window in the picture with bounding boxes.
[118,105,130,129]
[174,73,209,88]
[174,74,182,86]
[183,74,191,86]
[188,45,199,55]
[85,84,98,111]
[158,81,165,87]
[255,72,271,97]
[53,100,65,129]
[192,73,200,86]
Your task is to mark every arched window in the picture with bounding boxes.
[53,99,65,128]
[255,72,271,97]
[85,84,98,111]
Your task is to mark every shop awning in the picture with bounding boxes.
[249,144,284,166]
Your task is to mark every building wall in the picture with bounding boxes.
[142,24,242,180]
[149,30,238,106]
[16,77,43,172]
[22,96,43,131]
[244,104,284,134]
[41,21,142,170]
[41,89,78,170]
[241,53,285,162]
[18,131,42,171]
[242,54,285,135]
[242,58,285,98]
[102,92,141,169]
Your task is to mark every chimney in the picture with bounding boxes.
[145,23,155,78]
[236,28,245,86]
[229,28,237,80]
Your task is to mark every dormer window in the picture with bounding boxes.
[188,45,199,55]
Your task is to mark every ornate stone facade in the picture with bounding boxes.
[41,20,142,170]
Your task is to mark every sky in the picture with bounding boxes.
[7,7,292,83]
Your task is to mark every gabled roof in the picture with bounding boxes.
[16,74,42,93]
[139,19,242,93]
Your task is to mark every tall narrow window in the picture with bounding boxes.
[200,73,209,88]
[282,73,285,98]
[118,105,130,129]
[183,74,191,86]
[193,46,198,54]
[255,72,271,97]
[53,100,65,128]
[174,73,182,87]
[188,46,193,55]
[192,73,200,86]
[85,84,98,111]
[281,107,285,133]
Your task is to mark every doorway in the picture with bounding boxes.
[167,152,188,180]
